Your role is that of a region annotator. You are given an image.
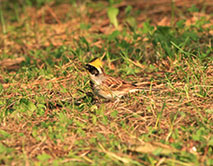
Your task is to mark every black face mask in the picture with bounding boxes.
[85,64,99,76]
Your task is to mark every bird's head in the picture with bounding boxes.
[85,57,104,76]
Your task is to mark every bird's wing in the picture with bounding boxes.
[102,75,136,91]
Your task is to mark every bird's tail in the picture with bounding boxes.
[133,82,164,92]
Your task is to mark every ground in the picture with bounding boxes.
[0,0,212,165]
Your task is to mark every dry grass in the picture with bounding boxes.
[0,0,212,165]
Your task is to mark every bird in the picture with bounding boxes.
[85,57,153,100]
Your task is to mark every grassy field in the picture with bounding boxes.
[0,0,212,165]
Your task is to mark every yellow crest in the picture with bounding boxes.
[89,58,103,68]
[88,53,105,68]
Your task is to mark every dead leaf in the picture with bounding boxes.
[128,141,178,155]
[0,57,25,70]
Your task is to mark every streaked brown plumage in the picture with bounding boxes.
[85,58,146,99]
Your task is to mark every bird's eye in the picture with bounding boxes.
[85,64,99,76]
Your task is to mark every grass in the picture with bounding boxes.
[0,0,213,165]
